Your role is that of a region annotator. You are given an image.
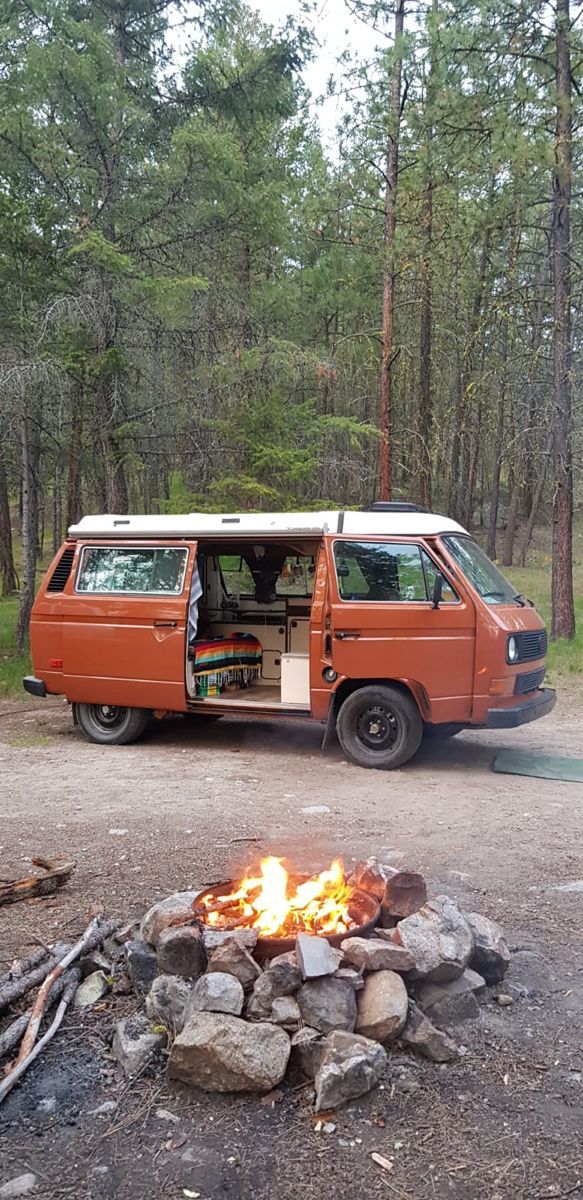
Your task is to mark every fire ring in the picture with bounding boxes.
[193,877,380,960]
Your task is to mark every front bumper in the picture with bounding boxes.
[23,676,47,698]
[486,687,556,729]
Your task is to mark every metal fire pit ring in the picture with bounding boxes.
[193,877,380,961]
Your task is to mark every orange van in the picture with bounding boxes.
[24,505,555,769]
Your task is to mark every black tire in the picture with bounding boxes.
[74,703,150,745]
[336,685,423,770]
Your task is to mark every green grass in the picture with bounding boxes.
[0,598,31,700]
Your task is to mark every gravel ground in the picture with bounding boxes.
[1,697,582,1200]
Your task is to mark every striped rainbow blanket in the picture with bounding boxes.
[189,634,262,677]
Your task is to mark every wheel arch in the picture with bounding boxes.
[330,677,430,723]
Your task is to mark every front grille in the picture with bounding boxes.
[46,547,75,592]
[515,629,547,662]
[515,667,546,695]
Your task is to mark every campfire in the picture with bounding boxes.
[194,856,380,950]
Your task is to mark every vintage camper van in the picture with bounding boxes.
[24,505,554,769]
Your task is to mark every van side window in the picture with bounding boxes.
[334,541,458,603]
[77,547,188,594]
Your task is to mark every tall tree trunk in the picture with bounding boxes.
[486,212,520,558]
[0,437,17,596]
[502,483,520,566]
[66,379,84,528]
[15,405,39,654]
[520,437,551,567]
[379,0,405,501]
[418,0,438,510]
[551,0,575,640]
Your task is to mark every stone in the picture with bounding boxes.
[400,1001,459,1062]
[145,974,192,1034]
[497,993,513,1007]
[200,927,258,955]
[112,1016,165,1077]
[287,1027,326,1081]
[0,1176,38,1198]
[125,939,159,997]
[169,1012,290,1093]
[88,1100,117,1116]
[396,896,474,983]
[340,937,415,973]
[79,949,111,977]
[271,996,301,1030]
[296,933,343,979]
[156,926,207,980]
[416,969,485,1025]
[355,970,408,1043]
[333,968,365,990]
[207,939,262,990]
[246,960,302,1020]
[189,972,244,1016]
[296,977,357,1035]
[381,871,427,922]
[74,971,109,1008]
[140,891,201,946]
[267,950,297,967]
[314,1030,387,1112]
[465,911,510,984]
[348,857,396,900]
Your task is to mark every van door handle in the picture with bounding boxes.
[154,620,178,628]
[335,631,361,640]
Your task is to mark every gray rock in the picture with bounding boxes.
[112,1016,165,1077]
[417,969,485,1025]
[333,968,365,990]
[140,891,201,946]
[246,960,302,1020]
[400,1001,459,1062]
[288,1027,326,1081]
[267,950,297,967]
[314,1030,387,1112]
[169,1012,290,1093]
[207,939,262,990]
[348,857,396,899]
[340,937,415,973]
[396,896,474,983]
[296,933,343,979]
[355,970,408,1043]
[0,1176,38,1198]
[189,972,244,1016]
[271,996,301,1030]
[297,977,357,1035]
[74,970,109,1008]
[156,926,207,980]
[466,911,510,984]
[79,949,111,977]
[201,927,258,955]
[146,974,192,1034]
[125,939,159,997]
[381,871,427,921]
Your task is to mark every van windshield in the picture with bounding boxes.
[441,536,520,605]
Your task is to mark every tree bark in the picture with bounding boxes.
[551,0,575,640]
[486,211,521,558]
[66,378,84,528]
[379,0,405,501]
[418,0,438,510]
[0,438,17,596]
[15,404,40,653]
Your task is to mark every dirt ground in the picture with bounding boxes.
[1,697,583,1200]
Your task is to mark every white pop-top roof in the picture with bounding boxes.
[68,510,468,540]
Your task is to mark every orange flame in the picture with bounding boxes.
[198,856,355,939]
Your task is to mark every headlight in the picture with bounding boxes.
[507,636,519,664]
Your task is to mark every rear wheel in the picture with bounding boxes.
[74,703,150,745]
[336,685,423,770]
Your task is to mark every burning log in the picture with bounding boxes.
[0,857,76,907]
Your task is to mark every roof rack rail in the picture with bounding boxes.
[364,501,427,513]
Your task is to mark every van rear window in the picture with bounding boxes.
[76,547,188,594]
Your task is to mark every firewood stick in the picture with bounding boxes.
[0,946,50,991]
[15,917,118,1065]
[0,943,71,1014]
[0,970,80,1105]
[0,971,73,1060]
[0,860,76,907]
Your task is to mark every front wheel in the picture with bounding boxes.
[74,703,150,745]
[336,685,423,770]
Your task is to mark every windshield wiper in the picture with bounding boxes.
[512,593,526,607]
[481,590,522,604]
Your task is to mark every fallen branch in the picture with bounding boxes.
[15,917,118,1065]
[0,972,72,1060]
[0,943,71,1014]
[0,946,49,991]
[0,857,76,907]
[0,969,80,1104]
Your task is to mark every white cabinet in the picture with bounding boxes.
[281,654,310,706]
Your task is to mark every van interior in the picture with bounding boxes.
[186,540,319,711]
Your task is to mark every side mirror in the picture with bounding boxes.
[432,572,445,609]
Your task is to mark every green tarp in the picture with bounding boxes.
[493,749,583,784]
